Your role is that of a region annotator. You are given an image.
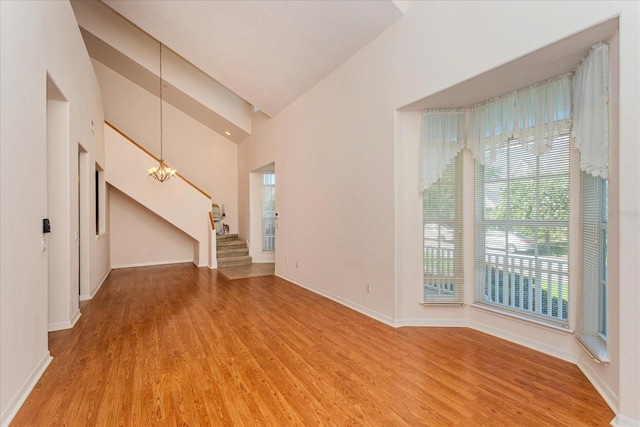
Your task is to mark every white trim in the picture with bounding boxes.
[111,259,193,269]
[394,318,467,328]
[80,267,111,301]
[468,319,578,364]
[252,254,276,263]
[471,303,574,334]
[0,351,52,427]
[275,273,395,327]
[48,309,82,332]
[611,414,640,427]
[578,359,619,415]
[398,316,578,363]
[70,308,81,327]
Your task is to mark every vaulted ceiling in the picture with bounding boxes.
[101,0,404,118]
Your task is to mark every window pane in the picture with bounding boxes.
[508,142,538,179]
[262,173,276,251]
[538,176,570,220]
[507,178,537,220]
[476,132,570,325]
[484,182,506,220]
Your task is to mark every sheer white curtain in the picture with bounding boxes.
[573,42,609,178]
[575,42,610,362]
[420,109,466,190]
[468,74,572,165]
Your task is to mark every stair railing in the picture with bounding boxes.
[105,121,211,200]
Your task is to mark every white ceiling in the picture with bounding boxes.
[101,0,403,117]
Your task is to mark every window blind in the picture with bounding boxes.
[474,131,570,325]
[423,155,464,304]
[577,173,608,362]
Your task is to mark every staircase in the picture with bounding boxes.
[216,234,252,267]
[105,123,213,267]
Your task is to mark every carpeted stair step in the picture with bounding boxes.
[217,247,249,258]
[216,239,247,250]
[216,233,239,242]
[218,256,252,268]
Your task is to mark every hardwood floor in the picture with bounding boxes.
[11,263,613,426]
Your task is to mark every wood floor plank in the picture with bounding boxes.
[10,263,613,426]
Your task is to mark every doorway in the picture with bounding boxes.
[46,75,74,331]
[249,163,276,263]
[262,172,276,252]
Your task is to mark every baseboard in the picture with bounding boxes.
[111,259,193,269]
[251,256,275,264]
[374,316,577,364]
[48,309,82,332]
[577,359,619,416]
[394,318,468,328]
[80,268,112,301]
[0,351,52,427]
[70,308,81,327]
[275,273,395,327]
[467,319,578,364]
[611,414,640,427]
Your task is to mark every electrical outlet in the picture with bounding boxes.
[296,261,299,269]
[366,283,371,293]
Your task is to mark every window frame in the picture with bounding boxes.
[598,178,608,340]
[474,132,571,326]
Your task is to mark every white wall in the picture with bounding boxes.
[240,1,639,423]
[92,59,239,233]
[110,187,195,268]
[0,0,108,424]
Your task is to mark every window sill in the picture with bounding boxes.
[471,303,573,335]
[576,333,609,363]
[420,300,465,306]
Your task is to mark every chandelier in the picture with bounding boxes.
[147,42,176,182]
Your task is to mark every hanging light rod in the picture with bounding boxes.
[147,42,176,182]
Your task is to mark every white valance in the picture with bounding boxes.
[573,42,609,178]
[468,74,572,165]
[420,110,466,190]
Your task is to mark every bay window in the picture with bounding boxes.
[419,42,610,355]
